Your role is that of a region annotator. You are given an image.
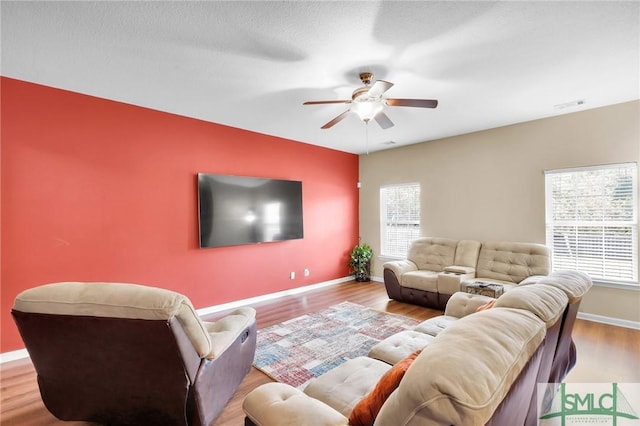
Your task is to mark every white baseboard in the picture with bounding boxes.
[196,276,353,316]
[577,312,640,330]
[0,348,29,364]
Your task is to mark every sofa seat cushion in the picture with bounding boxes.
[412,315,458,336]
[349,351,421,426]
[243,382,349,426]
[375,308,546,425]
[401,270,439,291]
[368,331,434,365]
[444,292,495,318]
[302,356,390,417]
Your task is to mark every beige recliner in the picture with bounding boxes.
[12,282,257,426]
[383,237,481,309]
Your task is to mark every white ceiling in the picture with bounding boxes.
[2,1,639,154]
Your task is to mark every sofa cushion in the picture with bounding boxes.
[375,308,546,425]
[407,237,458,272]
[444,291,495,318]
[412,315,458,336]
[348,351,420,426]
[453,239,482,268]
[521,269,592,303]
[303,357,391,417]
[476,241,550,283]
[368,330,433,365]
[401,270,439,291]
[243,382,349,426]
[12,281,212,358]
[494,284,568,327]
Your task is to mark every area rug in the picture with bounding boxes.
[253,301,420,389]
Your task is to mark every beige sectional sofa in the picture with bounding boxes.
[243,270,592,426]
[383,237,551,309]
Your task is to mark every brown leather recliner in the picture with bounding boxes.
[12,282,257,426]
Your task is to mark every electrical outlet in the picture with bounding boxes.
[304,268,310,277]
[290,271,295,280]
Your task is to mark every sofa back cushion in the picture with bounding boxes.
[521,270,592,304]
[375,308,546,425]
[407,237,458,272]
[13,282,212,358]
[453,239,482,268]
[476,241,550,283]
[495,284,568,327]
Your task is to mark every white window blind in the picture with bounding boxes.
[380,183,420,257]
[545,163,638,283]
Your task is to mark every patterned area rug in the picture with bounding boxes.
[253,301,419,388]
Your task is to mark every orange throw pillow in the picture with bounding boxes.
[476,299,496,312]
[348,351,421,426]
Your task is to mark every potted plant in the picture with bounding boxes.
[348,242,373,282]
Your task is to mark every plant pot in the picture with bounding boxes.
[354,262,371,282]
[349,242,373,283]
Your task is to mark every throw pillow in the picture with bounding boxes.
[476,299,496,312]
[348,350,421,426]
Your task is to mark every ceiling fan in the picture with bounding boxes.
[303,72,438,129]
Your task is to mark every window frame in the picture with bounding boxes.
[544,162,638,287]
[379,182,421,259]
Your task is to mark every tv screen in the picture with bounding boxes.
[198,173,304,248]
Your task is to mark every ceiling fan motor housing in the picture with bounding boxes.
[359,72,373,85]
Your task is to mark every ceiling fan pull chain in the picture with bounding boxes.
[365,121,370,155]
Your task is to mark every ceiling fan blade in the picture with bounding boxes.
[385,98,438,108]
[303,100,351,105]
[374,111,394,129]
[367,80,394,98]
[321,110,351,129]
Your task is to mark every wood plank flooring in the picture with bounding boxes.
[1,281,638,426]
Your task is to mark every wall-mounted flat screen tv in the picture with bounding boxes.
[198,173,304,248]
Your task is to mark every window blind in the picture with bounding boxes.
[545,163,638,283]
[380,183,421,258]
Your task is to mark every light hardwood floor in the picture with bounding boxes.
[1,281,639,426]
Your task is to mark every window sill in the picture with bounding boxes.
[591,279,640,291]
[378,255,404,262]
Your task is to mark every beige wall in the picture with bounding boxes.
[359,100,640,323]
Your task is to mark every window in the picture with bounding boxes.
[380,183,420,257]
[545,163,638,284]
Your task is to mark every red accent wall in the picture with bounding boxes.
[0,77,359,353]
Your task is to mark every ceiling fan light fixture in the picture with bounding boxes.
[352,100,384,122]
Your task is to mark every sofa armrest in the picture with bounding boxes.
[444,292,495,318]
[203,307,256,359]
[243,383,348,426]
[438,266,477,295]
[443,265,476,275]
[383,259,418,278]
